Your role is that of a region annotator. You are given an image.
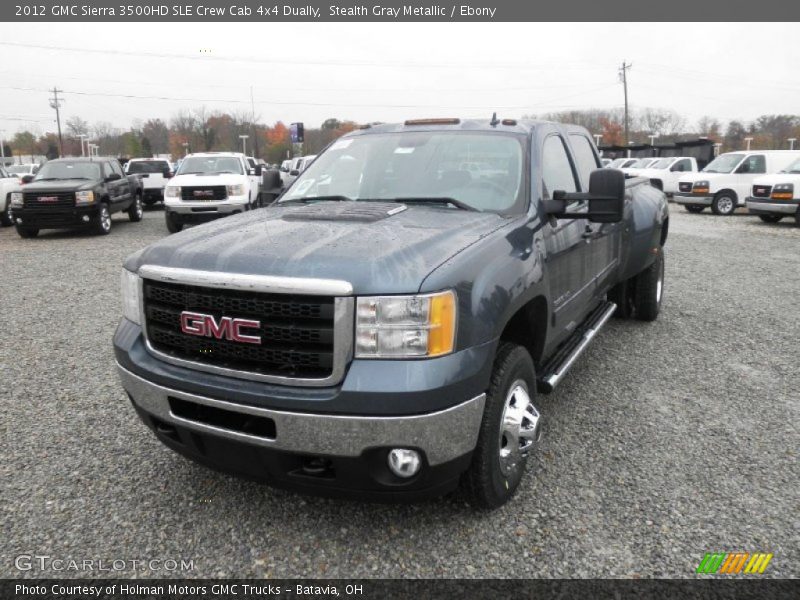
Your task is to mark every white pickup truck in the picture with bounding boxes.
[125,158,173,206]
[745,156,800,226]
[0,164,22,226]
[633,156,698,195]
[163,152,262,233]
[674,150,800,215]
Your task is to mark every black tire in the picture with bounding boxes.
[607,278,635,319]
[142,197,157,207]
[711,191,737,216]
[16,226,38,238]
[684,205,705,214]
[634,250,665,322]
[1,197,12,226]
[93,203,112,235]
[165,211,183,233]
[758,214,782,224]
[128,194,143,222]
[461,342,540,509]
[795,209,800,228]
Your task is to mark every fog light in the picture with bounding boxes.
[82,215,90,222]
[16,218,22,224]
[387,449,421,478]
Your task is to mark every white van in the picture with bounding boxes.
[745,156,800,225]
[674,150,800,215]
[634,156,698,195]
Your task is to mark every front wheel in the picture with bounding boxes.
[1,199,12,226]
[165,211,183,233]
[684,205,705,214]
[128,194,143,222]
[711,192,737,216]
[93,203,112,235]
[461,342,540,509]
[758,214,782,224]
[634,250,665,321]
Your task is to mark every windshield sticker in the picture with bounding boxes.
[294,179,315,195]
[394,147,415,154]
[330,139,353,151]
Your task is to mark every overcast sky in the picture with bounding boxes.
[1,22,799,138]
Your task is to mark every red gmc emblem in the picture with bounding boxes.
[180,311,262,344]
[38,196,59,202]
[193,190,214,198]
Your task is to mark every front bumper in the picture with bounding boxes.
[118,363,484,498]
[13,204,100,229]
[745,198,799,215]
[673,193,713,206]
[165,195,248,215]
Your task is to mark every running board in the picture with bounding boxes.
[537,301,617,393]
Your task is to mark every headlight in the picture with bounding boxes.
[771,183,794,200]
[10,192,23,207]
[693,180,709,192]
[226,184,245,196]
[120,269,141,325]
[165,186,181,198]
[75,190,95,205]
[356,291,456,358]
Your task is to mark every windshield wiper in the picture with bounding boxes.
[280,195,354,204]
[386,197,478,211]
[32,177,64,181]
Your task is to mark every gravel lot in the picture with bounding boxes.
[1,206,798,579]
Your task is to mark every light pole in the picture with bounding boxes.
[182,142,189,156]
[744,137,753,151]
[239,134,249,156]
[593,134,602,147]
[713,143,722,157]
[648,133,659,146]
[788,138,797,150]
[78,134,87,157]
[0,129,5,163]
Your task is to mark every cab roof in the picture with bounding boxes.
[347,118,589,138]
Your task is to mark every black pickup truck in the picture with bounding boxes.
[11,157,144,237]
[114,118,668,508]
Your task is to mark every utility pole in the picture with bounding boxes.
[49,87,64,157]
[619,62,631,146]
[250,86,260,158]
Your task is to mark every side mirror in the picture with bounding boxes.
[290,169,300,177]
[22,174,35,184]
[106,173,122,182]
[262,169,282,190]
[735,163,750,174]
[544,168,625,224]
[254,165,263,176]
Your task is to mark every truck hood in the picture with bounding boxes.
[171,174,248,186]
[127,202,511,295]
[22,179,98,192]
[751,173,800,186]
[678,172,734,184]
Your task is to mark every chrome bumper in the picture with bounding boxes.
[673,194,713,206]
[745,199,799,214]
[117,363,485,466]
[165,197,248,214]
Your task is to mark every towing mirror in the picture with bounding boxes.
[106,173,122,182]
[290,169,300,177]
[262,169,282,190]
[544,168,625,224]
[254,165,263,176]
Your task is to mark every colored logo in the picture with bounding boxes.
[696,552,773,574]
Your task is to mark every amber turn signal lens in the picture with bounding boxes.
[427,291,456,357]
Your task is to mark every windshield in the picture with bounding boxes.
[7,165,33,175]
[281,132,525,213]
[650,158,674,169]
[628,159,652,168]
[35,161,101,180]
[782,158,800,174]
[127,161,169,174]
[703,153,744,174]
[178,156,243,175]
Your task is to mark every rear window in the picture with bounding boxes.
[127,161,170,174]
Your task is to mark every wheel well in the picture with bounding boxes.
[649,178,663,191]
[499,296,548,367]
[660,217,669,246]
[715,189,737,201]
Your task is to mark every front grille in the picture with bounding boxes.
[678,182,693,193]
[752,185,772,198]
[23,191,75,209]
[143,279,335,379]
[181,186,227,201]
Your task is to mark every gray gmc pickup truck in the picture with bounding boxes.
[114,118,669,508]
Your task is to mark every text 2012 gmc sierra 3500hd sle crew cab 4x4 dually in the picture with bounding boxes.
[114,118,668,508]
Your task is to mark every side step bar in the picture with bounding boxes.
[538,301,617,393]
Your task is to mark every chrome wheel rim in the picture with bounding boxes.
[718,196,734,214]
[135,197,142,219]
[498,379,540,477]
[656,261,663,304]
[101,207,110,231]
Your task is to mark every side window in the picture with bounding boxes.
[672,159,691,172]
[738,155,765,174]
[112,161,125,177]
[542,135,578,198]
[568,134,600,191]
